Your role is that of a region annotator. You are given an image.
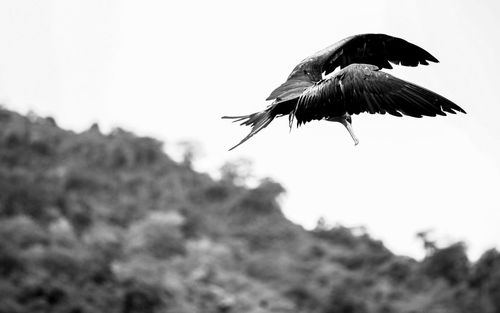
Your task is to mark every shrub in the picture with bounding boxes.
[125,211,186,259]
[422,242,470,285]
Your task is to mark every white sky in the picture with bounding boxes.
[1,0,499,260]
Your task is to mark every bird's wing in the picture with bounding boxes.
[266,78,316,103]
[320,33,439,76]
[293,64,465,126]
[267,34,438,102]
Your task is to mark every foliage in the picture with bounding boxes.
[0,107,497,313]
[421,242,470,285]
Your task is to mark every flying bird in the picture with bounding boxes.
[223,33,465,150]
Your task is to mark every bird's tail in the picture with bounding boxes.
[222,108,275,150]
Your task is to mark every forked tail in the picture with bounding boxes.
[222,108,275,150]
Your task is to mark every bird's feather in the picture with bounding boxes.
[222,110,275,151]
[267,34,439,102]
[266,78,316,101]
[321,34,438,76]
[223,34,465,150]
[294,64,465,126]
[222,99,297,150]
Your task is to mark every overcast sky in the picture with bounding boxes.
[1,0,499,260]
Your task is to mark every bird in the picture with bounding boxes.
[222,33,466,150]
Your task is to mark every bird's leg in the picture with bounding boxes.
[341,115,359,146]
[327,114,359,146]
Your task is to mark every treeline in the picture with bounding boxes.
[0,107,499,313]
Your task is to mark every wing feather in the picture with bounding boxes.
[268,33,439,102]
[293,64,465,125]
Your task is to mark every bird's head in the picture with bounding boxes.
[288,59,322,82]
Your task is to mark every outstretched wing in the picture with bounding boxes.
[320,33,439,75]
[293,63,465,126]
[267,33,439,101]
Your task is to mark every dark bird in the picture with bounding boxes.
[223,33,466,150]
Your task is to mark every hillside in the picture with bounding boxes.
[0,106,499,313]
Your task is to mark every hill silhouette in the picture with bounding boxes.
[0,106,499,313]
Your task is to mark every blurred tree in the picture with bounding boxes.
[220,158,253,186]
[314,217,329,232]
[122,282,162,313]
[237,178,285,214]
[322,284,367,313]
[1,107,499,313]
[470,249,500,288]
[177,140,203,168]
[378,257,415,284]
[313,225,361,248]
[0,240,25,277]
[0,215,48,249]
[416,230,437,256]
[470,249,500,312]
[488,271,500,313]
[422,242,470,285]
[44,116,57,127]
[125,211,186,259]
[88,122,101,133]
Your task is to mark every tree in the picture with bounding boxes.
[416,230,437,256]
[177,140,203,168]
[422,242,469,285]
[220,158,254,186]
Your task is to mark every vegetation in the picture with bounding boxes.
[0,107,499,313]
